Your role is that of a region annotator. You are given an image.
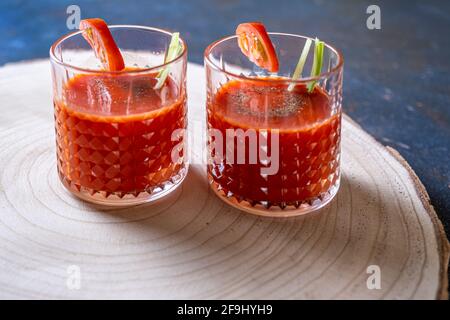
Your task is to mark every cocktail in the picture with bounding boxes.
[205,23,343,216]
[50,19,187,205]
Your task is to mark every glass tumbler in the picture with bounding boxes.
[50,26,188,206]
[205,33,343,217]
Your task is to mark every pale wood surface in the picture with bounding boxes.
[0,60,448,299]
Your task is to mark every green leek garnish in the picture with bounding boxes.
[307,38,324,93]
[154,32,183,89]
[288,38,312,92]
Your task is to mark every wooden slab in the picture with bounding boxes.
[0,60,448,299]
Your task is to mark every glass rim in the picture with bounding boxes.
[204,32,344,83]
[49,25,187,74]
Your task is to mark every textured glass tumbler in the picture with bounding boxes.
[205,33,343,217]
[50,26,188,206]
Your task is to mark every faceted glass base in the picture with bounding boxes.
[59,165,188,206]
[209,174,340,217]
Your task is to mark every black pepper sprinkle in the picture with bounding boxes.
[228,86,307,118]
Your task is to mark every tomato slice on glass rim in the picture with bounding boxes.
[79,18,125,71]
[236,22,279,73]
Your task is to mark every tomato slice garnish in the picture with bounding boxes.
[79,18,125,71]
[236,22,279,73]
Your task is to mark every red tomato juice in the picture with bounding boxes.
[54,71,186,198]
[207,79,341,207]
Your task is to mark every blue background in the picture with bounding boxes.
[1,0,449,236]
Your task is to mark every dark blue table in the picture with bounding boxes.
[1,0,449,236]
